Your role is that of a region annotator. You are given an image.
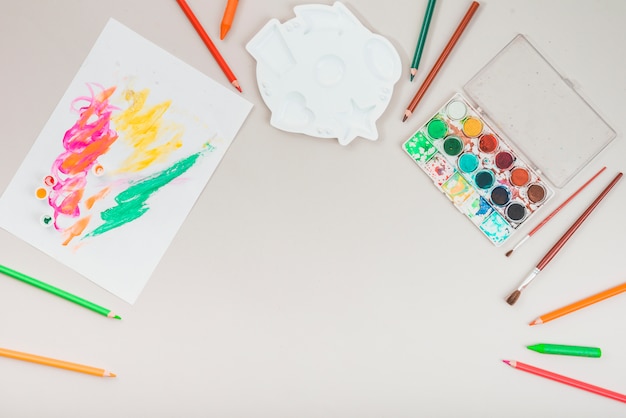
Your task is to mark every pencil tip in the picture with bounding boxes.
[526,344,540,352]
[106,372,117,378]
[506,290,520,306]
[232,80,242,92]
[529,318,541,326]
[114,315,122,320]
[505,249,513,257]
[220,25,229,40]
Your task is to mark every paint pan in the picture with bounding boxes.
[402,34,616,246]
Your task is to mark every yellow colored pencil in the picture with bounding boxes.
[0,347,116,377]
[530,281,626,325]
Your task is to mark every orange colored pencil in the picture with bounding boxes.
[403,1,480,122]
[0,347,116,377]
[176,0,242,92]
[220,0,239,40]
[530,282,626,326]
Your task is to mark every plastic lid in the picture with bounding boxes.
[464,34,616,188]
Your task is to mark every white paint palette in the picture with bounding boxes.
[246,2,401,145]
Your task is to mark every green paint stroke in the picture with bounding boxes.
[85,146,210,238]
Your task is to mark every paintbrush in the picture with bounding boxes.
[506,172,623,306]
[505,166,606,257]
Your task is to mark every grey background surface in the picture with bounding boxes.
[1,1,625,417]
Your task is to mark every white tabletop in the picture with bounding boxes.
[1,1,625,416]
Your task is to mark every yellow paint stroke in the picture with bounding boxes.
[113,89,183,173]
[62,216,92,246]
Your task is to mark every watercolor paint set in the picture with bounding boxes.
[404,94,551,245]
[403,35,616,246]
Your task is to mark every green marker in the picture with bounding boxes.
[0,263,121,320]
[527,343,601,358]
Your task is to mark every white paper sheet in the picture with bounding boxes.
[0,18,253,304]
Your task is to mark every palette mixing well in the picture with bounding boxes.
[246,2,401,145]
[403,94,553,246]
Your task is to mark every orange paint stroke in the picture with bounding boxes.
[60,133,118,175]
[62,215,92,246]
[84,187,111,210]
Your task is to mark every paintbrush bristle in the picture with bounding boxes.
[505,249,513,257]
[506,290,521,305]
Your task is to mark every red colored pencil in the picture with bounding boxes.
[506,172,623,306]
[403,1,480,122]
[503,360,626,403]
[505,166,606,257]
[176,0,242,92]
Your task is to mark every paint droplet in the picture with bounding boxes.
[443,136,463,156]
[427,118,447,139]
[458,153,479,173]
[40,214,53,227]
[506,202,527,222]
[446,100,467,120]
[36,188,48,200]
[92,164,105,176]
[478,134,498,153]
[495,151,514,170]
[44,175,56,186]
[475,169,495,190]
[491,185,510,206]
[462,117,483,137]
[527,183,547,204]
[510,167,530,186]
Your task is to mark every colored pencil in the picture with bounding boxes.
[0,263,120,319]
[176,0,242,92]
[530,281,626,326]
[527,343,602,358]
[502,360,626,403]
[505,166,606,257]
[402,1,480,122]
[505,172,623,306]
[410,0,437,81]
[0,347,116,378]
[220,0,239,40]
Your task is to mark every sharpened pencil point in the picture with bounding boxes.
[114,315,122,320]
[529,318,542,326]
[502,359,511,366]
[506,290,520,306]
[220,25,230,40]
[232,80,242,92]
[505,249,513,257]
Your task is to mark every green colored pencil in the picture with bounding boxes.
[527,343,601,358]
[410,0,437,81]
[0,263,121,319]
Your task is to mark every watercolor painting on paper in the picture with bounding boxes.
[0,19,253,304]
